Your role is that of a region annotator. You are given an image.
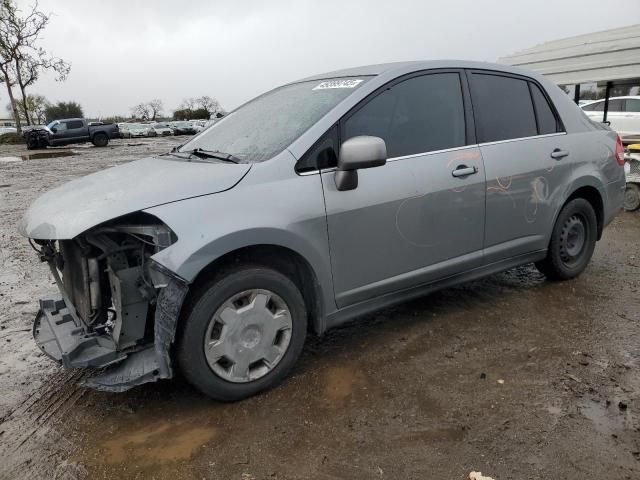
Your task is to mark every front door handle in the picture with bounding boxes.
[451,165,478,177]
[550,148,570,160]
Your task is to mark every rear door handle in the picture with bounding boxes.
[550,149,570,160]
[451,165,478,177]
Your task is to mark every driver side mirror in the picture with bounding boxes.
[335,136,387,191]
[50,127,57,133]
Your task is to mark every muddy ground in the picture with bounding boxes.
[0,138,639,480]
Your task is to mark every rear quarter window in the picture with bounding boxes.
[529,83,562,134]
[470,73,537,143]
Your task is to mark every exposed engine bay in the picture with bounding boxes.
[31,214,188,391]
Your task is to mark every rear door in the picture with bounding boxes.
[582,99,625,133]
[320,71,486,307]
[64,119,87,141]
[619,98,640,139]
[467,71,570,262]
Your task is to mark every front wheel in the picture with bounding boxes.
[177,266,307,401]
[624,184,640,211]
[92,133,108,147]
[535,198,597,280]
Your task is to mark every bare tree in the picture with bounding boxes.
[0,0,70,132]
[197,96,222,116]
[0,3,20,131]
[26,93,48,123]
[148,98,163,121]
[180,97,197,111]
[130,102,151,120]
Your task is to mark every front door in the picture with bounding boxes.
[321,71,485,308]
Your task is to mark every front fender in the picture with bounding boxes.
[144,162,336,316]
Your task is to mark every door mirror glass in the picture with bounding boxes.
[335,136,386,191]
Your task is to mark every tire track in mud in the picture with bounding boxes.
[0,369,89,479]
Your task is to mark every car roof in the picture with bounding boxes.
[295,60,545,83]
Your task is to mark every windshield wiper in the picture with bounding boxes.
[182,148,242,164]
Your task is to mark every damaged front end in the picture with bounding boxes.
[32,213,188,392]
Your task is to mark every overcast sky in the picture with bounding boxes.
[10,0,640,118]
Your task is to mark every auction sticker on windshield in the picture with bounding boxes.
[313,79,363,90]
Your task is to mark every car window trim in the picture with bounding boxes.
[339,68,474,154]
[296,68,474,174]
[478,131,567,148]
[299,143,485,176]
[465,69,566,142]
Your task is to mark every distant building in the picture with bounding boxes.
[0,118,17,127]
[498,24,640,114]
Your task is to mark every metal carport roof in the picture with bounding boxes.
[498,24,640,86]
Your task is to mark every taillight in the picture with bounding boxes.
[615,135,625,166]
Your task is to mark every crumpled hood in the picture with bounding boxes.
[18,156,251,239]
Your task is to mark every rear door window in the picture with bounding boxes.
[625,98,640,112]
[469,73,537,143]
[582,101,602,111]
[67,120,84,129]
[343,72,466,158]
[607,99,624,112]
[529,83,561,134]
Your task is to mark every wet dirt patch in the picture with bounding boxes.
[1,136,639,479]
[400,426,467,443]
[96,419,217,466]
[322,365,368,404]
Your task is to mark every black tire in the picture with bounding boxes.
[535,198,597,280]
[176,265,307,401]
[623,184,640,211]
[92,133,108,147]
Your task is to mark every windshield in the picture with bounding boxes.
[47,121,58,129]
[179,77,370,162]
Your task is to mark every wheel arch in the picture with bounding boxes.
[184,244,326,335]
[565,185,604,239]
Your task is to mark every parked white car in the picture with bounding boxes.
[581,96,640,143]
[190,120,206,133]
[0,126,17,136]
[150,123,174,136]
[128,124,152,138]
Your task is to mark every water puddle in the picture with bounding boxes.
[0,150,76,162]
[579,399,632,436]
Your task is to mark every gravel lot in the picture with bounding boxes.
[0,138,639,480]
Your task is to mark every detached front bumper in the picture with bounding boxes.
[34,297,124,368]
[33,270,189,393]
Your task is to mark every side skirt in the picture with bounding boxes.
[324,250,547,331]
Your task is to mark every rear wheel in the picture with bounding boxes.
[92,133,108,147]
[177,265,307,401]
[535,198,597,280]
[623,184,640,211]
